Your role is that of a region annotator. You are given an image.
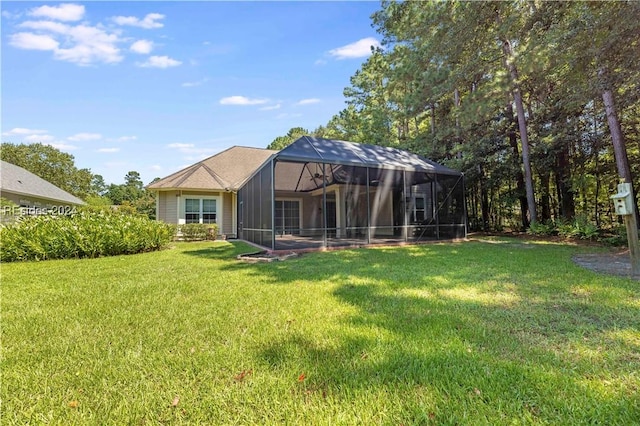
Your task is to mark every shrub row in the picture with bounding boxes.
[178,223,218,241]
[0,210,176,262]
[527,216,627,245]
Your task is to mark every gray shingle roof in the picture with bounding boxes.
[276,136,462,175]
[147,146,276,191]
[0,160,85,205]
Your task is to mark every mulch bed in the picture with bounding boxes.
[572,251,639,281]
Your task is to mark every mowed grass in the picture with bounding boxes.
[2,238,639,425]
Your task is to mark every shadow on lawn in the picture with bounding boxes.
[180,241,257,260]
[221,241,640,422]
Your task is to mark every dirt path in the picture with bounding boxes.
[572,251,639,281]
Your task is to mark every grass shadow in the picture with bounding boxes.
[180,240,259,260]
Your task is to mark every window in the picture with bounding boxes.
[185,199,200,224]
[202,199,217,224]
[275,200,300,235]
[185,198,217,224]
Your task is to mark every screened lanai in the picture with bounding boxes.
[237,136,467,251]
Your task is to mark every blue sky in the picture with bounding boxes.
[1,1,382,185]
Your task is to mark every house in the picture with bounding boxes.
[147,146,277,238]
[149,137,467,251]
[0,160,85,213]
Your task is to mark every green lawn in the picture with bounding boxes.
[2,238,639,424]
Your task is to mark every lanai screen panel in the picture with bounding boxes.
[238,160,273,248]
[435,174,466,238]
[241,137,466,251]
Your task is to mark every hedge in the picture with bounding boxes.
[0,210,176,262]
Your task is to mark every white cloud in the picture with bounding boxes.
[1,128,79,150]
[328,37,381,59]
[20,20,69,33]
[168,143,215,155]
[276,113,302,120]
[24,134,56,143]
[130,40,153,54]
[182,154,213,162]
[55,25,122,65]
[9,32,59,50]
[68,132,102,141]
[50,142,78,151]
[8,7,172,67]
[112,13,165,29]
[2,10,21,20]
[219,96,268,106]
[137,55,182,68]
[1,128,65,146]
[296,98,321,106]
[149,165,162,171]
[260,104,281,111]
[12,20,123,65]
[108,135,137,142]
[29,3,85,22]
[167,143,194,149]
[105,161,128,168]
[182,78,208,87]
[2,127,48,136]
[97,147,120,153]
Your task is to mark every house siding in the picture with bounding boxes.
[158,191,179,224]
[222,192,234,237]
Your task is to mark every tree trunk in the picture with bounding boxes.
[505,102,529,229]
[454,88,462,159]
[600,69,640,277]
[593,106,601,227]
[556,142,576,220]
[539,171,551,222]
[501,36,537,224]
[430,104,436,137]
[479,164,490,231]
[602,92,633,183]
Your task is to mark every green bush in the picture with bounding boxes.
[527,221,557,236]
[0,210,175,262]
[599,224,628,246]
[179,223,218,241]
[557,216,600,240]
[528,216,603,241]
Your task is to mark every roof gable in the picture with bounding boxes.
[148,146,276,191]
[0,160,85,205]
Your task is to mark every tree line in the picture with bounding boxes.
[271,1,639,232]
[1,142,157,218]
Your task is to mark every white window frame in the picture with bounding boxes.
[181,195,221,226]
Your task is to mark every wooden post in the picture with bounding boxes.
[624,212,640,278]
[624,185,640,278]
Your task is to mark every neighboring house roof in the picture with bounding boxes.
[0,160,85,205]
[147,146,277,191]
[276,136,462,175]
